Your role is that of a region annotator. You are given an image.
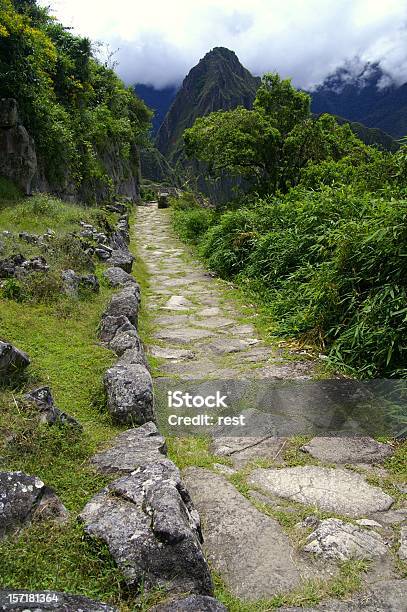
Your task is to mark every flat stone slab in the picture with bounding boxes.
[91,422,166,475]
[301,436,394,464]
[0,590,116,611]
[154,328,213,344]
[207,338,257,354]
[183,467,303,600]
[195,317,234,329]
[162,296,192,310]
[150,346,195,360]
[303,518,389,560]
[249,466,394,517]
[211,436,286,468]
[278,579,407,611]
[198,307,221,317]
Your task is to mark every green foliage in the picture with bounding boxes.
[173,185,407,378]
[0,0,152,199]
[172,208,214,244]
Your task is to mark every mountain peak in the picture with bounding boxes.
[156,48,260,161]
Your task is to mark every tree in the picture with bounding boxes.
[184,106,280,190]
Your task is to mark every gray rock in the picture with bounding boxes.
[104,363,155,425]
[0,121,37,195]
[151,595,227,611]
[95,245,113,260]
[117,347,148,367]
[162,295,192,310]
[106,202,128,214]
[0,254,25,278]
[79,274,99,293]
[91,422,166,474]
[399,526,407,561]
[109,329,143,356]
[0,472,68,538]
[109,249,134,272]
[278,579,407,611]
[303,518,389,560]
[80,460,213,595]
[0,341,30,376]
[183,468,303,601]
[211,436,287,468]
[0,590,116,611]
[0,98,18,127]
[103,266,138,288]
[154,328,213,344]
[150,346,195,360]
[158,192,169,209]
[301,436,394,464]
[207,338,256,354]
[21,256,49,272]
[62,270,99,296]
[369,509,407,526]
[25,386,81,429]
[102,286,140,327]
[249,466,394,517]
[99,315,136,343]
[19,231,39,244]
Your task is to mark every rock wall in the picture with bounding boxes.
[0,98,141,203]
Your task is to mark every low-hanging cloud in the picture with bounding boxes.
[39,0,407,90]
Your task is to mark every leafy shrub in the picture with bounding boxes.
[172,208,214,244]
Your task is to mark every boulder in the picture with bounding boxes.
[0,471,68,538]
[25,386,81,428]
[99,315,136,343]
[91,422,167,474]
[0,341,30,377]
[109,329,143,357]
[21,256,48,272]
[0,254,25,278]
[158,192,170,209]
[19,231,39,244]
[303,518,389,560]
[79,459,213,595]
[151,595,227,611]
[62,270,99,296]
[117,347,149,368]
[0,590,116,611]
[249,466,394,517]
[95,245,113,260]
[108,249,134,272]
[301,436,394,464]
[104,363,155,425]
[103,266,138,288]
[102,286,140,327]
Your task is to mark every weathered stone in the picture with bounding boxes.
[211,436,286,468]
[117,347,148,367]
[61,269,79,296]
[0,254,25,278]
[95,245,113,260]
[25,386,81,428]
[162,295,192,310]
[104,363,155,425]
[0,98,18,127]
[249,466,394,517]
[79,273,99,292]
[183,468,303,600]
[91,422,166,475]
[278,579,407,611]
[80,460,213,595]
[109,328,143,356]
[0,122,37,195]
[0,472,68,538]
[303,518,389,560]
[0,341,30,377]
[103,266,138,288]
[150,346,195,360]
[301,436,394,464]
[157,192,169,209]
[154,328,213,344]
[151,595,227,611]
[369,509,407,526]
[207,338,256,354]
[21,256,49,272]
[355,518,383,528]
[19,231,38,244]
[0,590,116,611]
[103,287,139,326]
[99,315,136,343]
[399,526,407,561]
[109,249,134,272]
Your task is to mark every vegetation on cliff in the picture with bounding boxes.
[0,0,151,200]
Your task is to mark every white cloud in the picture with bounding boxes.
[39,0,407,89]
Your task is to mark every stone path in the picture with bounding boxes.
[135,203,407,608]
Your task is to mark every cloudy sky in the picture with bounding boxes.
[39,0,407,90]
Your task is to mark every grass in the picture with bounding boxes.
[0,193,141,609]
